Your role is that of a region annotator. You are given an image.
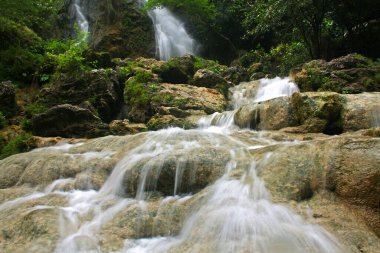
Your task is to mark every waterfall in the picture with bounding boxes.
[0,77,347,253]
[73,0,89,33]
[146,3,197,60]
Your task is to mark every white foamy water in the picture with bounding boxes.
[146,3,197,60]
[254,77,299,103]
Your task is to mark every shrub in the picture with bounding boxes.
[194,57,226,74]
[44,31,90,75]
[269,42,309,76]
[0,133,32,159]
[25,102,48,116]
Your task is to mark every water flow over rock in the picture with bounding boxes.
[146,2,197,60]
[199,77,299,130]
[6,75,375,252]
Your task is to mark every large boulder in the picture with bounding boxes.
[234,96,298,130]
[31,104,110,138]
[192,69,228,88]
[37,71,122,123]
[124,75,227,128]
[293,54,380,93]
[0,81,17,117]
[343,93,380,131]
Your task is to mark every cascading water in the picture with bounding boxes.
[0,77,346,253]
[199,77,300,130]
[145,1,197,60]
[73,0,89,33]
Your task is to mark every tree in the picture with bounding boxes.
[244,0,333,59]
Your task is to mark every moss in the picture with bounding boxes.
[124,70,156,109]
[319,80,344,92]
[25,102,48,116]
[334,71,355,82]
[214,83,229,98]
[193,57,226,74]
[0,133,32,159]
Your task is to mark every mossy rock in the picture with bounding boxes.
[293,54,380,93]
[291,92,345,134]
[153,55,195,84]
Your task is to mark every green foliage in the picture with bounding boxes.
[0,112,6,129]
[0,16,42,48]
[25,103,48,116]
[0,133,32,159]
[236,42,309,76]
[307,68,327,91]
[124,70,155,108]
[0,0,64,37]
[0,17,44,84]
[194,57,226,74]
[268,42,310,76]
[0,46,44,84]
[21,119,32,131]
[45,31,90,74]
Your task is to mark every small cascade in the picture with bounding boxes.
[146,2,197,60]
[199,77,300,129]
[73,0,89,33]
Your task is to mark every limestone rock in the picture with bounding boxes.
[343,93,380,131]
[109,119,147,135]
[31,104,110,138]
[234,91,380,134]
[254,135,380,238]
[234,96,298,130]
[153,83,227,114]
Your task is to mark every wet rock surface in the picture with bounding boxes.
[0,130,379,252]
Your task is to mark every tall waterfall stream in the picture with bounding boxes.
[0,78,345,253]
[146,1,197,60]
[73,0,89,33]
